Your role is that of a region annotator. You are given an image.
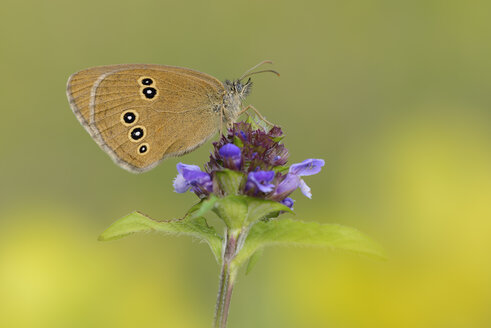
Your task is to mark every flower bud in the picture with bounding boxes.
[281,197,295,209]
[218,143,242,170]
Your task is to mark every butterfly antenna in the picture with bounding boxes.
[239,60,275,80]
[240,69,280,81]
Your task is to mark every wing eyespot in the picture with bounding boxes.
[120,110,139,126]
[138,76,154,86]
[140,87,158,100]
[137,143,149,155]
[128,125,146,142]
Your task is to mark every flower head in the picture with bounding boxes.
[173,121,325,210]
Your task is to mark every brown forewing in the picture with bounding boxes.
[86,65,225,172]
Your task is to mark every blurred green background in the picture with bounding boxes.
[1,0,490,327]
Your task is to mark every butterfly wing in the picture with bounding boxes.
[67,65,123,138]
[67,64,225,173]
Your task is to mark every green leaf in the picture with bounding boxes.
[233,219,385,268]
[245,248,264,275]
[99,211,223,262]
[185,195,218,219]
[215,169,244,195]
[242,197,293,224]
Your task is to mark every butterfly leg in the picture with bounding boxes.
[238,105,274,127]
[219,107,224,136]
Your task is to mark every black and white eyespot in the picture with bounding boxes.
[138,76,154,86]
[137,143,150,155]
[128,126,146,142]
[142,78,153,85]
[120,110,139,126]
[141,87,158,100]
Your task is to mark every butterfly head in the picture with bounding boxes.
[221,79,252,124]
[225,78,253,100]
[222,61,279,124]
[223,60,279,104]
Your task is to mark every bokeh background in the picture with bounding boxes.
[1,0,490,327]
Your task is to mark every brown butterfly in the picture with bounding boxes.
[66,61,278,173]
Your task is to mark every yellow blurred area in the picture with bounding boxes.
[270,110,491,328]
[1,0,490,327]
[0,207,205,328]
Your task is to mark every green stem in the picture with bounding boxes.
[214,262,228,327]
[220,271,236,328]
[214,230,239,328]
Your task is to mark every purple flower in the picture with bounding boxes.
[281,197,295,210]
[173,163,213,196]
[245,170,275,193]
[289,159,325,176]
[271,158,325,200]
[272,173,301,200]
[219,143,242,170]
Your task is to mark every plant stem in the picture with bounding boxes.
[220,273,236,328]
[214,230,238,328]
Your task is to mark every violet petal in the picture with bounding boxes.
[247,170,275,193]
[274,173,300,198]
[299,179,312,198]
[173,174,190,193]
[289,159,325,176]
[177,163,201,175]
[219,143,242,169]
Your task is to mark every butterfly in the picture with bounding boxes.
[66,61,278,173]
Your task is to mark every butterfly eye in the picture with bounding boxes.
[138,143,149,155]
[121,110,138,126]
[129,126,146,142]
[142,87,157,99]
